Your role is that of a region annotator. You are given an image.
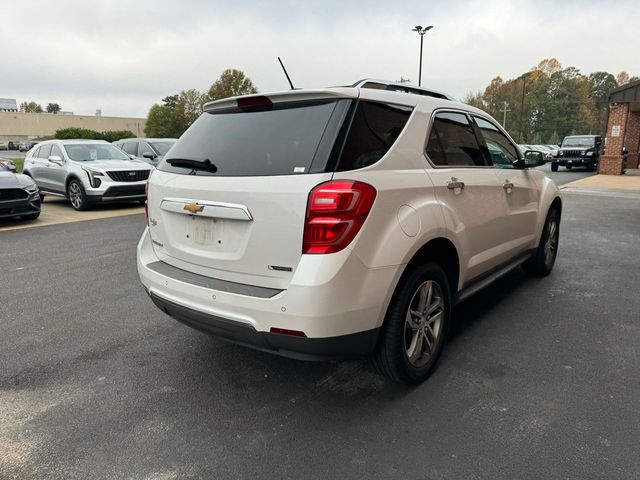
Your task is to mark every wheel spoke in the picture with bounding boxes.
[405,310,419,330]
[417,281,431,313]
[407,329,423,362]
[427,296,442,315]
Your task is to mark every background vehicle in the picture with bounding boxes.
[7,141,20,150]
[138,82,561,385]
[0,170,41,220]
[113,138,177,166]
[551,135,601,172]
[0,142,7,151]
[22,139,152,210]
[19,140,39,152]
[0,158,17,173]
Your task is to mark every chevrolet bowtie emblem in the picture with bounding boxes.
[184,202,204,214]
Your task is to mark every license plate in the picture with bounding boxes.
[188,216,221,245]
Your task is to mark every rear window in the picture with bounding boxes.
[158,100,347,177]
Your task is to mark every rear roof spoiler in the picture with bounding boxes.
[203,88,358,113]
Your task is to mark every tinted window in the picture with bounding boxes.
[426,112,486,167]
[336,101,412,171]
[150,141,175,155]
[50,144,64,159]
[123,142,138,156]
[39,144,52,159]
[473,116,519,168]
[159,100,345,176]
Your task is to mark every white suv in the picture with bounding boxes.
[137,81,561,384]
[23,140,152,210]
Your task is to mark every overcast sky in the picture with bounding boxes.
[2,0,638,118]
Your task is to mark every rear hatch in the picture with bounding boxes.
[147,91,356,290]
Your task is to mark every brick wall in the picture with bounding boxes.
[600,103,629,175]
[625,111,640,169]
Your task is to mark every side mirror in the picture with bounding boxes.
[48,155,64,166]
[523,150,545,168]
[142,152,157,160]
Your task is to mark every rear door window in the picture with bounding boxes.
[159,100,349,176]
[336,101,412,171]
[425,112,486,167]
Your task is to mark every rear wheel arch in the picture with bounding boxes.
[399,238,460,298]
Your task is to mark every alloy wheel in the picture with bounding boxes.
[544,219,558,269]
[69,182,82,209]
[404,280,444,368]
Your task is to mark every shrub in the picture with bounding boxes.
[54,128,136,142]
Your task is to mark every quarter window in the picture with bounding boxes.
[473,116,519,168]
[425,112,486,167]
[336,101,412,171]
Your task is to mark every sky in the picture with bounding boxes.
[2,0,638,118]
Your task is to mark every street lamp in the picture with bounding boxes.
[412,25,433,86]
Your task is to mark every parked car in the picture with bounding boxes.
[0,170,41,221]
[0,142,7,151]
[0,158,17,173]
[19,141,39,152]
[7,141,20,150]
[137,80,561,385]
[113,138,177,166]
[22,139,153,210]
[551,135,601,172]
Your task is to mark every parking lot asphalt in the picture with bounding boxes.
[1,190,639,479]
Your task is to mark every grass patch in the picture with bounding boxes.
[9,158,24,173]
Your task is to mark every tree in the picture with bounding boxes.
[176,88,205,131]
[548,131,560,145]
[46,103,61,114]
[162,94,180,111]
[616,72,630,86]
[206,68,258,102]
[20,101,43,113]
[145,104,180,138]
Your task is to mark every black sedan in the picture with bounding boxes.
[0,171,41,221]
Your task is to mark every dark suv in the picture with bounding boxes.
[551,135,601,172]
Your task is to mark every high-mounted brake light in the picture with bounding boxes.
[303,180,376,254]
[237,96,273,112]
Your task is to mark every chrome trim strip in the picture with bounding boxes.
[161,197,253,221]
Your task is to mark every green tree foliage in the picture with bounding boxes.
[144,104,179,137]
[54,127,135,142]
[20,101,43,113]
[548,131,561,145]
[46,103,61,114]
[464,58,637,143]
[206,68,258,102]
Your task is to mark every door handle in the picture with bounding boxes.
[447,180,465,190]
[503,181,514,194]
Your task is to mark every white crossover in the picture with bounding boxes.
[137,80,561,384]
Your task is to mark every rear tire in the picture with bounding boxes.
[524,208,560,276]
[372,263,451,385]
[551,163,558,172]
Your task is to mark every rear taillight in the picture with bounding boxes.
[303,180,376,254]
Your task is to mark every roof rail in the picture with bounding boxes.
[351,79,456,101]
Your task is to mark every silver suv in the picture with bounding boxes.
[113,138,177,166]
[23,140,152,210]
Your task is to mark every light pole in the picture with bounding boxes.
[412,25,433,86]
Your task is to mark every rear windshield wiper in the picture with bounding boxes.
[166,158,217,173]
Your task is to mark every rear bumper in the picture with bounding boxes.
[137,227,399,359]
[150,292,379,360]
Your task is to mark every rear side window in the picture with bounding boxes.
[159,100,347,176]
[426,112,486,167]
[336,101,412,171]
